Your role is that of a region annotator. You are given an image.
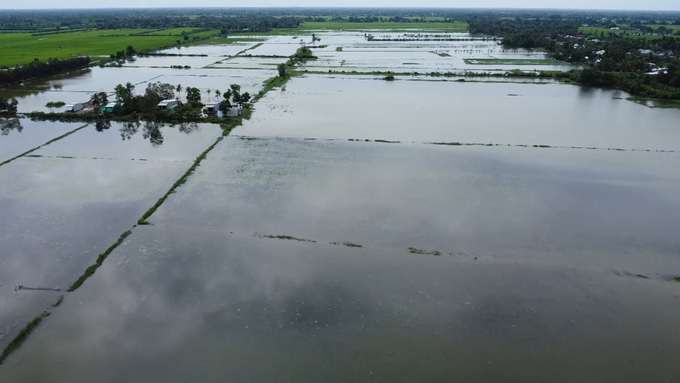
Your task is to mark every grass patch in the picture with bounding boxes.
[0,29,193,67]
[409,247,442,256]
[262,235,316,243]
[68,230,132,291]
[318,45,328,48]
[52,296,64,307]
[342,242,363,248]
[431,51,451,57]
[0,311,49,365]
[253,73,296,102]
[235,42,264,56]
[336,47,343,52]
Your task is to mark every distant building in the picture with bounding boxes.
[638,49,653,55]
[157,99,181,111]
[101,102,118,113]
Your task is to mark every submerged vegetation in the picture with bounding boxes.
[0,311,50,365]
[68,230,132,291]
[262,235,317,243]
[409,247,442,256]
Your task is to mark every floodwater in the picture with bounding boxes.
[2,30,680,382]
[241,77,680,150]
[0,121,222,349]
[0,119,83,162]
[2,139,680,382]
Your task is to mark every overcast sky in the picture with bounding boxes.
[3,1,680,11]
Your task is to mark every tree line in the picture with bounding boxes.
[0,56,91,86]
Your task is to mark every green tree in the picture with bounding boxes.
[219,99,231,115]
[183,35,189,41]
[114,84,133,105]
[239,92,251,108]
[146,82,176,100]
[45,101,66,112]
[185,87,202,106]
[126,45,136,56]
[277,63,287,77]
[230,84,241,106]
[176,84,183,101]
[90,92,108,106]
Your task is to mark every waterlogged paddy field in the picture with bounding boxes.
[3,139,680,382]
[1,32,569,114]
[298,32,570,73]
[243,77,680,150]
[2,32,680,382]
[0,121,222,349]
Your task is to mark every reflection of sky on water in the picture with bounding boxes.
[151,137,680,266]
[34,122,222,160]
[3,225,680,382]
[0,120,222,349]
[238,77,680,150]
[0,119,82,162]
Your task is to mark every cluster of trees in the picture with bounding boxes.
[288,47,315,66]
[0,56,91,85]
[575,67,680,99]
[216,84,251,115]
[107,81,251,120]
[110,45,136,60]
[0,97,19,116]
[468,17,580,49]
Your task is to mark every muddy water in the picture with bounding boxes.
[238,77,680,150]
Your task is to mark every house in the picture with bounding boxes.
[157,99,181,111]
[101,102,118,114]
[202,102,241,118]
[202,102,223,118]
[638,49,653,55]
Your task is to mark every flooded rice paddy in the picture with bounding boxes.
[1,29,680,382]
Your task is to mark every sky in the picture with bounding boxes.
[3,1,680,11]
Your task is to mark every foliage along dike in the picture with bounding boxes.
[0,57,91,87]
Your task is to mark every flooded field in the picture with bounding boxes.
[242,77,680,150]
[2,29,680,382]
[0,121,222,349]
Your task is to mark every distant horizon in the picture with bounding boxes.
[1,5,680,12]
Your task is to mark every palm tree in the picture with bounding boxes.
[125,82,135,96]
[214,89,221,102]
[176,84,183,101]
